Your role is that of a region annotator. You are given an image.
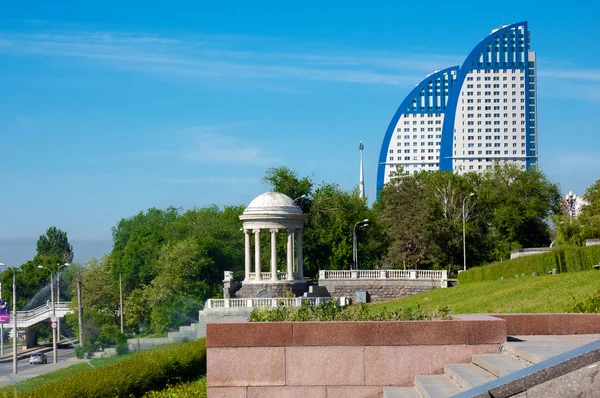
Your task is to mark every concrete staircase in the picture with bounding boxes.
[303,285,331,298]
[128,320,208,351]
[383,335,599,398]
[167,321,207,342]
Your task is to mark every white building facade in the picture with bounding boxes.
[377,22,537,193]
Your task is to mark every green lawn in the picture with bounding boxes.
[369,270,600,314]
[0,354,130,393]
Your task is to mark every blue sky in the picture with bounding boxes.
[1,1,600,265]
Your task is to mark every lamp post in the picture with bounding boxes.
[56,263,70,343]
[565,191,578,222]
[292,195,307,275]
[0,262,5,356]
[353,219,369,270]
[37,266,57,364]
[11,267,19,374]
[462,193,475,272]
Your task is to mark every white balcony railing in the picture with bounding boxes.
[319,269,447,281]
[204,296,338,310]
[247,271,299,281]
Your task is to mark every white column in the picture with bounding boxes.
[244,229,251,281]
[270,229,278,281]
[286,229,294,281]
[254,229,261,281]
[297,229,303,280]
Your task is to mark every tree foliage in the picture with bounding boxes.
[377,164,561,271]
[36,226,74,264]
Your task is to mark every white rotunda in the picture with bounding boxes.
[239,192,307,284]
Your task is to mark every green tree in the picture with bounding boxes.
[378,174,432,270]
[111,207,180,293]
[303,183,381,274]
[477,164,561,260]
[36,226,74,264]
[579,178,600,240]
[261,166,313,212]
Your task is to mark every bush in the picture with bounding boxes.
[458,245,600,284]
[143,377,206,398]
[249,301,451,322]
[116,344,129,356]
[570,291,600,313]
[74,346,84,359]
[0,339,207,398]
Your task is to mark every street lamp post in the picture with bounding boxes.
[56,263,70,343]
[462,193,475,272]
[353,219,369,270]
[0,262,5,356]
[292,195,307,275]
[1,265,21,374]
[38,266,57,364]
[12,267,18,374]
[565,191,578,222]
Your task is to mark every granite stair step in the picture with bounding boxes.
[471,353,530,378]
[502,342,581,364]
[414,375,462,398]
[444,363,496,389]
[382,386,422,398]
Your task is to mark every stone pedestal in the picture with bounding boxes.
[235,281,308,299]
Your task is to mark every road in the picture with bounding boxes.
[0,347,82,387]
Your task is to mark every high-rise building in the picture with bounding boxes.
[377,22,537,194]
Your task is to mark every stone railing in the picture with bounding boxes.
[204,296,338,310]
[319,269,447,280]
[247,271,299,281]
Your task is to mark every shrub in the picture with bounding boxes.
[570,291,600,313]
[249,301,451,322]
[0,339,207,398]
[115,344,129,356]
[74,346,84,359]
[458,245,600,284]
[143,377,206,398]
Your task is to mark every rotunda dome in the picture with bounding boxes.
[243,192,303,216]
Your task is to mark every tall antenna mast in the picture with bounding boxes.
[359,141,365,199]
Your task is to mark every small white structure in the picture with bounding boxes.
[239,192,307,283]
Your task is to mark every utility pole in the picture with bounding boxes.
[38,266,57,364]
[12,270,17,374]
[359,141,365,199]
[77,276,83,346]
[0,280,3,356]
[119,274,124,334]
[56,263,70,343]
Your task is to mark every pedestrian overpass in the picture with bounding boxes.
[1,303,72,329]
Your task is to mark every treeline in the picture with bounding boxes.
[5,164,600,347]
[378,163,562,270]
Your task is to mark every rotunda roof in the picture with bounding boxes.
[242,192,303,216]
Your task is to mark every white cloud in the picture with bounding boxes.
[0,30,459,86]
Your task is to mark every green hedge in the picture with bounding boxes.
[459,245,600,284]
[1,339,206,398]
[143,377,206,398]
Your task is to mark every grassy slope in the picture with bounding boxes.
[0,354,130,393]
[369,270,600,314]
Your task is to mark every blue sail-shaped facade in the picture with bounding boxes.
[377,22,537,196]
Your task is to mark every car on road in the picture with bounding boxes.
[29,352,48,365]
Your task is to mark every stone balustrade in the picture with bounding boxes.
[204,296,339,311]
[247,271,298,281]
[319,269,448,281]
